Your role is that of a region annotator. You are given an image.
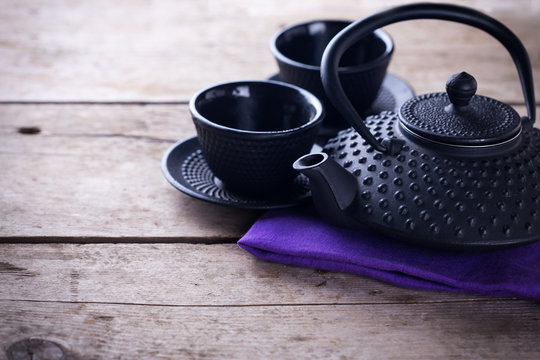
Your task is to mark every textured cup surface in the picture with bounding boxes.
[190,80,324,196]
[271,20,393,131]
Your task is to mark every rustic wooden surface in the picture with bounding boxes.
[0,0,538,103]
[0,104,260,240]
[2,243,540,359]
[1,105,537,240]
[1,0,539,359]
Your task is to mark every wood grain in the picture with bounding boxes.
[1,2,539,359]
[1,300,539,360]
[1,105,537,240]
[0,0,538,102]
[0,243,501,305]
[0,105,260,240]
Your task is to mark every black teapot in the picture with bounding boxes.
[293,3,537,250]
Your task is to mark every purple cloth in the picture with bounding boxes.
[238,205,540,301]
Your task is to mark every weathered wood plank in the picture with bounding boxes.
[0,0,538,102]
[0,243,503,305]
[0,105,260,240]
[1,2,537,359]
[1,105,537,240]
[1,300,539,360]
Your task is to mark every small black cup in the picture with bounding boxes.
[271,20,394,133]
[190,80,324,196]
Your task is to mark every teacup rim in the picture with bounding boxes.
[189,80,325,136]
[270,19,394,73]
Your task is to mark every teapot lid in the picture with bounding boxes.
[399,72,521,146]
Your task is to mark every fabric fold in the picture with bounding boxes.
[238,206,540,301]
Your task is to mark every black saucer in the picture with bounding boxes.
[162,136,312,209]
[267,73,414,135]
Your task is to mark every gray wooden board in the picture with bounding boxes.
[2,1,540,359]
[0,243,503,305]
[1,300,539,360]
[0,105,260,240]
[0,0,538,102]
[7,242,539,358]
[1,105,537,241]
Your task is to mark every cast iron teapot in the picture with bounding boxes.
[293,3,537,250]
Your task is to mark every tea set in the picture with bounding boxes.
[162,3,537,249]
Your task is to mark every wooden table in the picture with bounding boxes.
[1,0,539,358]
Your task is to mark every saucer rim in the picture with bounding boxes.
[161,136,312,210]
[267,72,414,112]
[267,72,415,136]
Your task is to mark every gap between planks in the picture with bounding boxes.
[0,297,516,308]
[0,236,240,244]
[0,100,536,106]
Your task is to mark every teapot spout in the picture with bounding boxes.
[293,153,358,227]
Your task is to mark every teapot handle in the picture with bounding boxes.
[321,2,535,154]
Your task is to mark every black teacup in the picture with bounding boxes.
[190,80,324,196]
[271,20,394,132]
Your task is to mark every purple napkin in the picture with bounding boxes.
[238,205,540,301]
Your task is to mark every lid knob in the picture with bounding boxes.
[446,72,477,107]
[401,70,521,146]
